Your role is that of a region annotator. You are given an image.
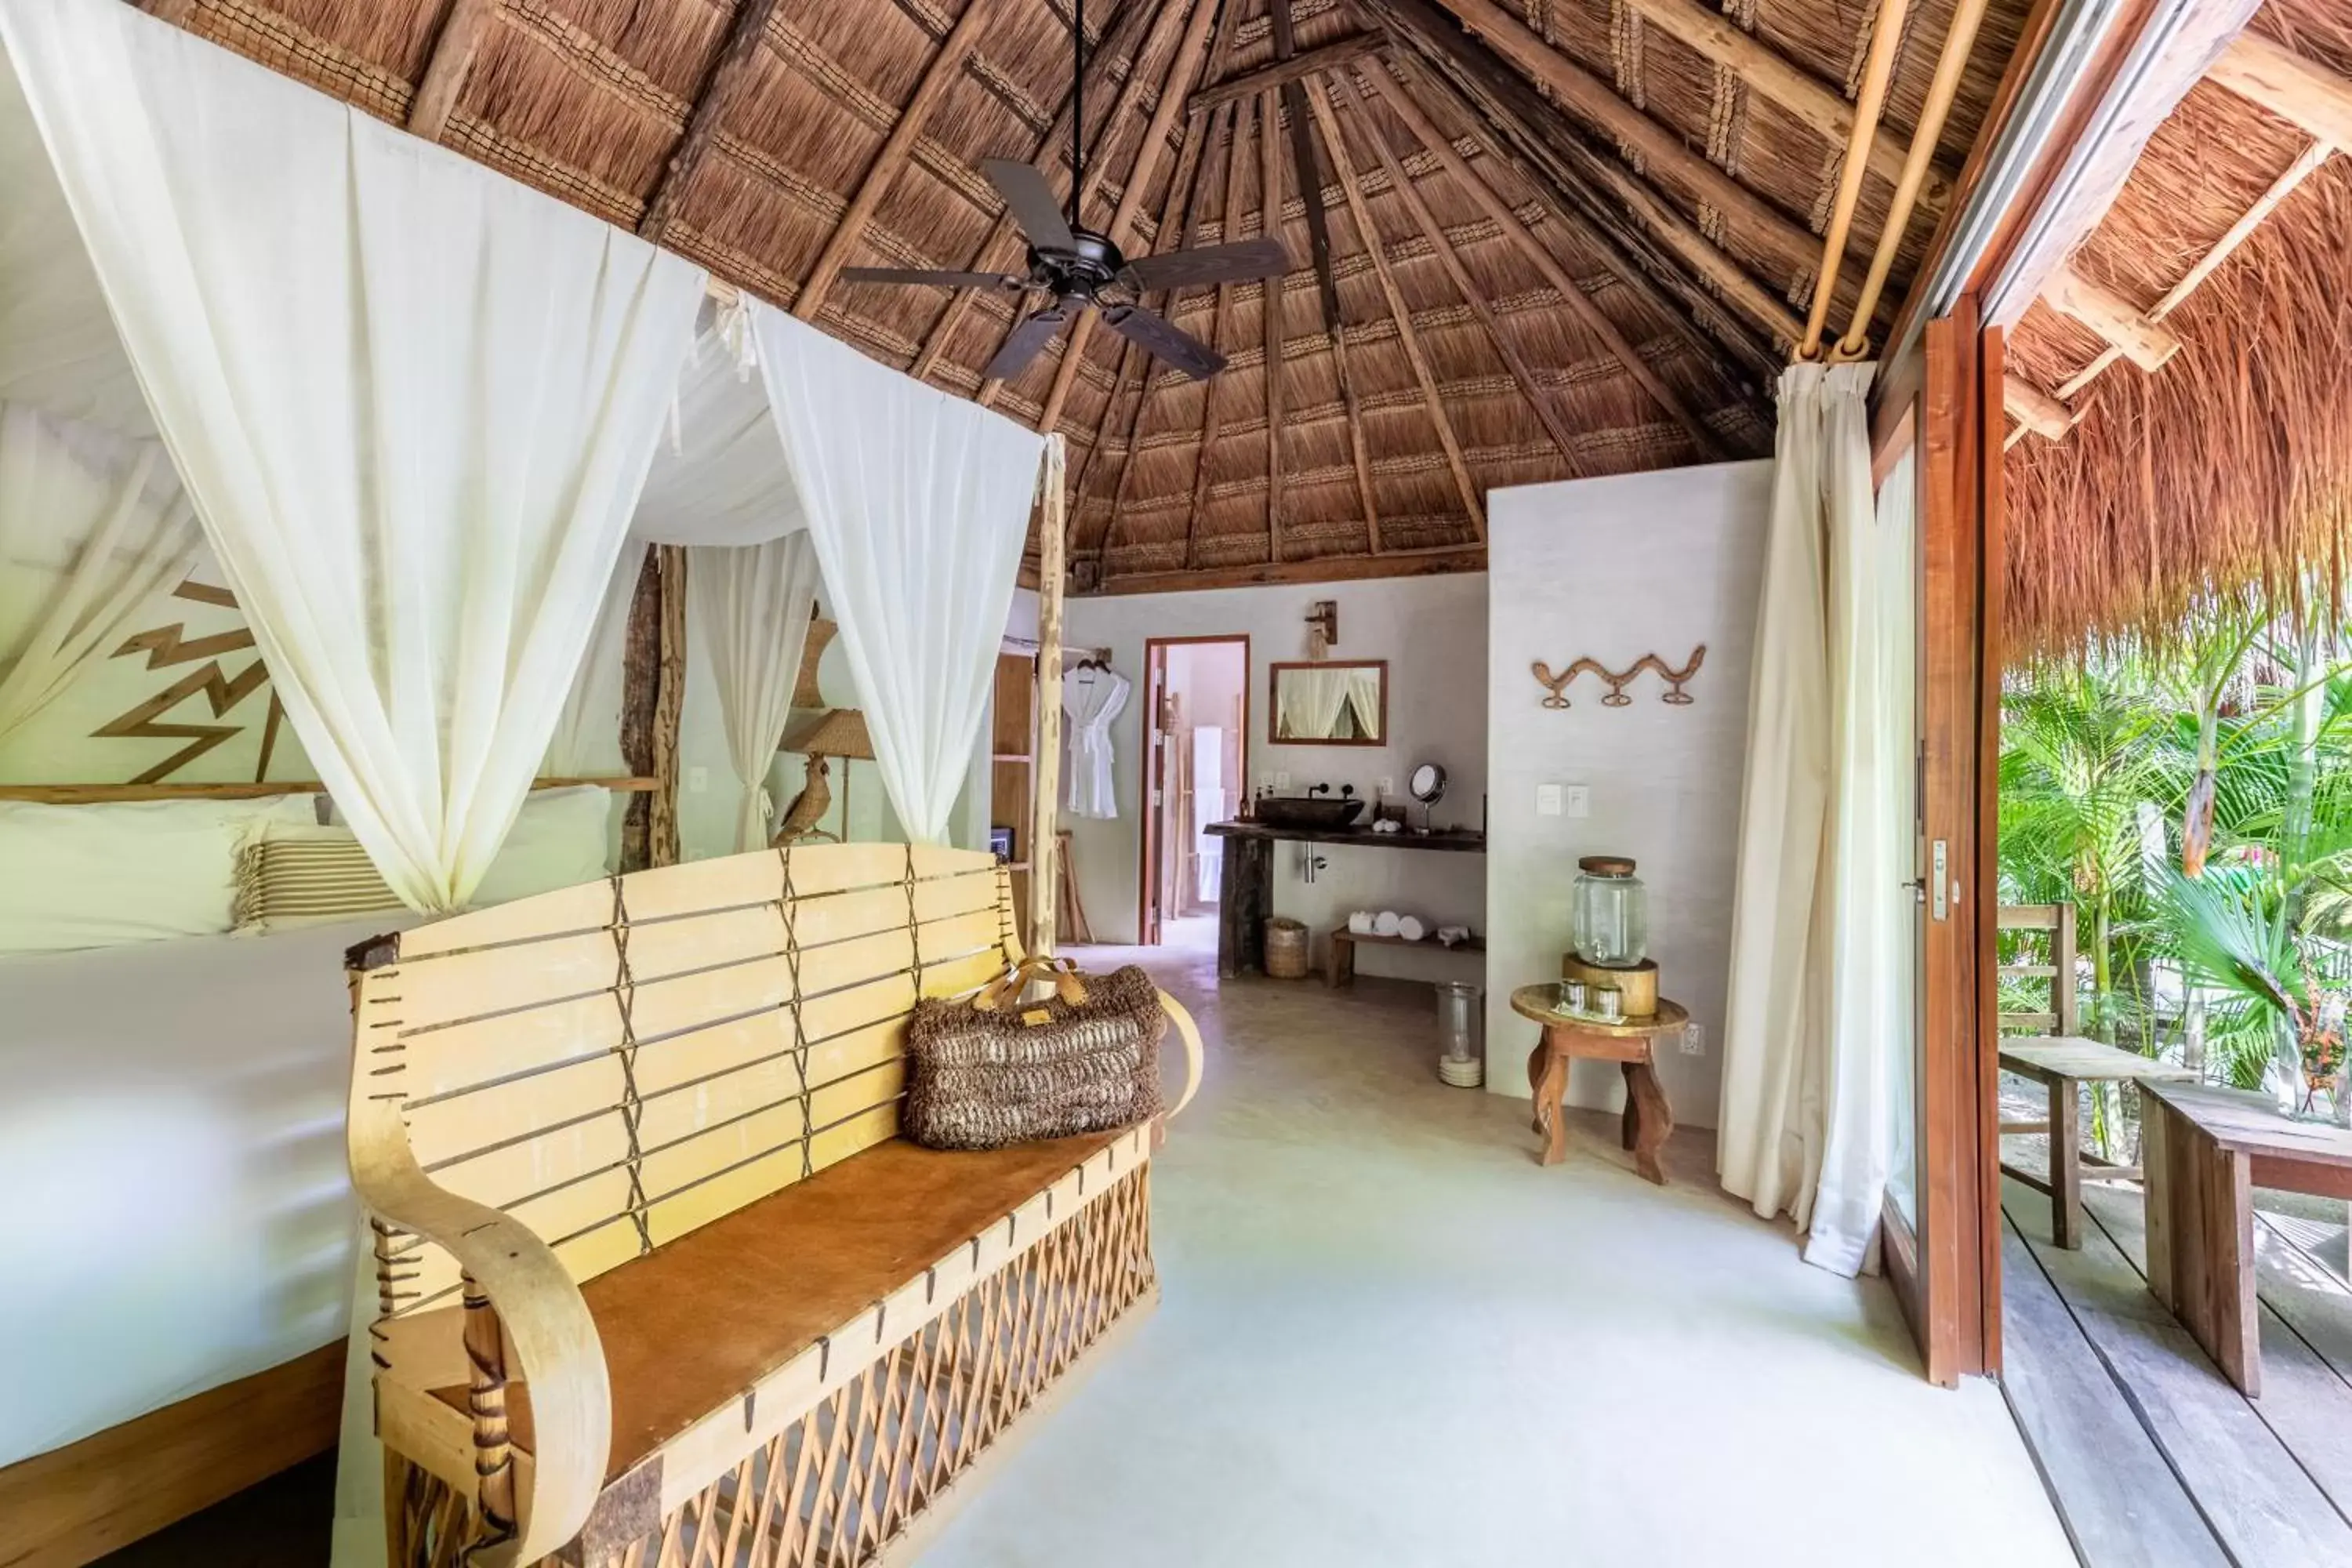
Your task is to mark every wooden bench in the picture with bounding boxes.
[345,842,1201,1567]
[2142,1078,2352,1397]
[1324,924,1483,987]
[1998,1037,2192,1248]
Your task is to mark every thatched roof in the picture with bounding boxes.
[136,0,2029,590]
[2005,0,2352,655]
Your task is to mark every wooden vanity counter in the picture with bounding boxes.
[1203,821,1485,978]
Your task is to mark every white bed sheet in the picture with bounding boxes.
[0,916,410,1465]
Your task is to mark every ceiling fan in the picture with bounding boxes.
[839,2,1290,383]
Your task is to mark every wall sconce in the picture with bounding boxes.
[1305,599,1338,655]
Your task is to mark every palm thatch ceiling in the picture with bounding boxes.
[2005,0,2352,655]
[136,0,2029,590]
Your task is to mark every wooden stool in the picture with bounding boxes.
[1997,1036,2191,1249]
[1511,985,1687,1184]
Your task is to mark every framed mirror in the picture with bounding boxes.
[1269,660,1388,746]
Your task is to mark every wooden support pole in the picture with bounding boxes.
[1185,97,1254,569]
[1029,439,1068,958]
[1303,77,1483,539]
[652,546,688,867]
[794,0,1000,321]
[1332,68,1579,471]
[2043,263,2181,372]
[638,0,784,242]
[908,0,1163,384]
[1261,85,1289,565]
[1357,60,1736,453]
[1189,32,1385,117]
[2002,372,2072,441]
[408,0,499,140]
[2208,31,2352,150]
[618,543,662,873]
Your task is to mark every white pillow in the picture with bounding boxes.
[470,786,614,908]
[0,795,321,954]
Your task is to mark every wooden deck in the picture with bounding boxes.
[2000,1171,2352,1566]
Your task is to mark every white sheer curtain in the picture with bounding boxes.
[750,302,1040,843]
[688,532,820,851]
[543,544,644,777]
[0,401,197,740]
[1719,362,1897,1273]
[635,315,804,546]
[1,0,706,913]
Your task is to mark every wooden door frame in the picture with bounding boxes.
[1136,634,1251,945]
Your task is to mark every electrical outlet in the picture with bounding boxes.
[687,765,709,794]
[1563,785,1591,818]
[1276,771,1291,789]
[1377,776,1394,797]
[1681,1022,1707,1056]
[1536,783,1563,816]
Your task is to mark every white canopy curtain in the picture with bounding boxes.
[0,401,198,742]
[688,531,820,851]
[1718,361,1907,1276]
[634,310,806,546]
[0,0,707,914]
[543,544,644,778]
[750,301,1043,843]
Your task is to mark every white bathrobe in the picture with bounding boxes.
[1062,667,1130,819]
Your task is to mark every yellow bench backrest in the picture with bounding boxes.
[349,842,1017,1318]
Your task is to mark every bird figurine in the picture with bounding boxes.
[769,754,840,846]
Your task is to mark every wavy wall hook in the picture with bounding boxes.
[1531,645,1707,709]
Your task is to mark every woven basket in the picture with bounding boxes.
[904,963,1167,1150]
[1264,916,1311,979]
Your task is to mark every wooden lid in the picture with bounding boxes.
[1577,855,1636,876]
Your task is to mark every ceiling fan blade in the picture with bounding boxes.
[1120,238,1291,293]
[981,158,1078,253]
[839,267,1024,289]
[985,308,1067,383]
[1102,305,1226,381]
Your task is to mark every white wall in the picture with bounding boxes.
[1486,460,1773,1129]
[1062,573,1487,982]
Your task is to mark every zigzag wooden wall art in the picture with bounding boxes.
[1532,647,1707,709]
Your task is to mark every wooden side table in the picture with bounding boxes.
[1510,985,1688,1184]
[1997,1036,2191,1248]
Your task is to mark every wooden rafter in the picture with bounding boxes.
[1358,60,1732,459]
[1261,84,1289,565]
[1181,98,1254,570]
[639,0,784,242]
[1329,69,1578,473]
[1362,0,1779,387]
[141,0,198,26]
[1189,32,1384,118]
[975,0,1200,406]
[1087,546,1488,595]
[907,0,1163,384]
[1028,0,1224,437]
[1303,78,1483,539]
[2042,263,2180,372]
[1098,95,1227,569]
[408,0,499,140]
[2002,372,2071,441]
[1275,2,1342,336]
[2209,30,2352,148]
[793,0,1001,321]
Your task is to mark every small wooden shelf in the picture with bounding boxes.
[1327,925,1483,988]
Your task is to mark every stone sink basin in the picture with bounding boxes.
[1254,796,1365,830]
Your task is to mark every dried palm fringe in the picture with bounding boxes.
[387,1165,1153,1568]
[2006,158,2352,661]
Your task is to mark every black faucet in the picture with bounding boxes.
[1308,782,1332,797]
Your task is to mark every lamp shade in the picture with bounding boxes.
[782,707,875,760]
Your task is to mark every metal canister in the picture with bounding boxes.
[1593,985,1623,1022]
[1561,978,1588,1014]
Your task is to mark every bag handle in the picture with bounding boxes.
[972,954,1087,1012]
[1156,989,1205,1121]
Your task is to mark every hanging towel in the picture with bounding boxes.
[1062,666,1130,819]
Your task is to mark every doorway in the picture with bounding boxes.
[1138,636,1249,947]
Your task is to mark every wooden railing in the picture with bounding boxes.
[1998,902,2079,1036]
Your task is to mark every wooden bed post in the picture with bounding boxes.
[460,1272,517,1547]
[622,545,690,872]
[1030,438,1067,958]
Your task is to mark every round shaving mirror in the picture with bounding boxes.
[1409,763,1446,804]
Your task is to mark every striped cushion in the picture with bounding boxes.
[234,825,402,931]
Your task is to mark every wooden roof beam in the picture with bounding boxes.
[908,0,1163,384]
[2002,373,2071,441]
[1357,59,1733,458]
[141,1,198,26]
[1302,77,1484,541]
[2043,263,2180,372]
[794,0,1002,321]
[639,0,784,241]
[1184,99,1255,568]
[1261,85,1289,565]
[1330,68,1579,474]
[1189,31,1384,117]
[408,0,499,140]
[2209,31,2352,149]
[1027,0,1225,435]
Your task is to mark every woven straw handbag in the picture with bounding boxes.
[905,955,1170,1150]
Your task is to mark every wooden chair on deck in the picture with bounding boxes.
[346,842,1201,1567]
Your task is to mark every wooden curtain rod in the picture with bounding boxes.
[0,776,659,805]
[1798,0,1911,361]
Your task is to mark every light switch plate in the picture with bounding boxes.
[1563,785,1591,818]
[1377,776,1394,797]
[687,766,709,794]
[1681,1022,1707,1056]
[1276,771,1291,789]
[1536,783,1563,816]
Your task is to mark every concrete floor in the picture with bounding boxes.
[921,931,2074,1568]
